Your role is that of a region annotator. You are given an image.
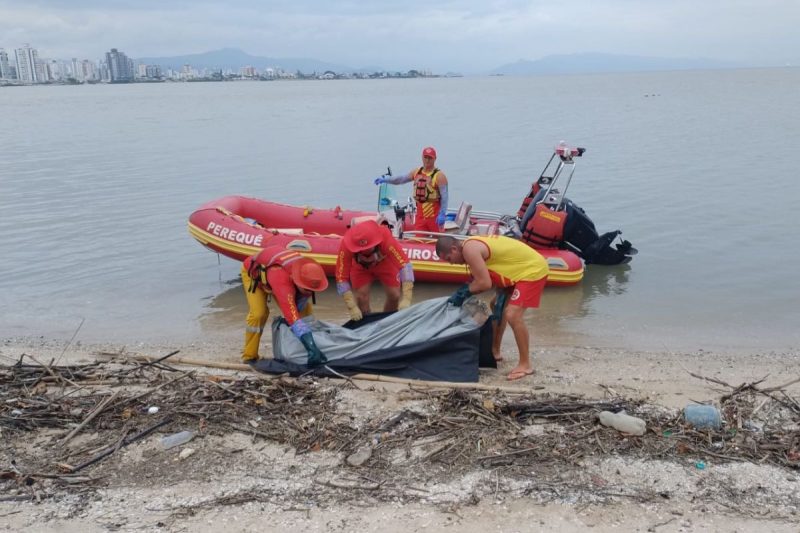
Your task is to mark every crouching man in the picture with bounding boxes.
[241,246,329,366]
[336,220,414,320]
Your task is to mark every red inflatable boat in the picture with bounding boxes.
[187,195,584,286]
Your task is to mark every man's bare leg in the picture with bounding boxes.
[355,284,372,314]
[491,294,506,361]
[492,316,507,362]
[505,305,533,380]
[383,285,401,312]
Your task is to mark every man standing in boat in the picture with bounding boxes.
[241,246,329,366]
[435,235,549,381]
[336,219,414,320]
[374,146,449,232]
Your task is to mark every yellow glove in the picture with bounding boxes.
[342,291,363,321]
[398,281,413,310]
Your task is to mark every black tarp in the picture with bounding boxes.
[250,297,496,382]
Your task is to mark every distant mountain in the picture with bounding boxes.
[136,47,365,74]
[491,53,744,76]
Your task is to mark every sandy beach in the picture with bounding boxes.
[2,334,799,532]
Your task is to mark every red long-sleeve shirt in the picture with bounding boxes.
[264,267,309,326]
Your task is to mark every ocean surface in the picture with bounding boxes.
[2,68,799,354]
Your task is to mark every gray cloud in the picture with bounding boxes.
[1,0,798,72]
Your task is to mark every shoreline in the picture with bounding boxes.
[4,334,798,408]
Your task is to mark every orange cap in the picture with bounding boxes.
[290,258,329,292]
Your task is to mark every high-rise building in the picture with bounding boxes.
[105,48,134,82]
[180,64,195,80]
[80,60,98,81]
[0,49,11,80]
[45,60,64,81]
[144,65,161,79]
[15,44,40,83]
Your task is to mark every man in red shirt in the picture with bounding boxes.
[335,220,414,320]
[241,246,329,365]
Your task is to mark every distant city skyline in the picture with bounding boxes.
[1,0,798,74]
[0,43,439,84]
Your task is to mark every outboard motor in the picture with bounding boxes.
[562,200,636,265]
[518,143,636,266]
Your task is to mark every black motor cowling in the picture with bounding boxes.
[562,200,636,265]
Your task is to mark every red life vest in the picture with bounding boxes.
[520,204,567,248]
[516,182,542,219]
[414,167,440,203]
[243,246,304,293]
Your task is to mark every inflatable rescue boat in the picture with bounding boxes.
[188,195,584,285]
[188,143,635,286]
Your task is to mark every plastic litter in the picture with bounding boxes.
[743,419,763,432]
[684,404,721,429]
[178,447,196,460]
[598,410,646,436]
[160,430,195,450]
[147,406,159,415]
[346,445,373,467]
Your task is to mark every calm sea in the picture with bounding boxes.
[2,68,799,354]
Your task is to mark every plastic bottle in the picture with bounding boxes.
[684,404,721,429]
[160,430,195,450]
[598,410,646,435]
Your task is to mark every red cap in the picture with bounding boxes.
[343,220,383,253]
[422,146,437,159]
[290,258,329,292]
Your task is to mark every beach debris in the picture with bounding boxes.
[683,404,721,429]
[61,390,121,445]
[2,355,799,508]
[346,445,373,467]
[178,447,196,460]
[598,410,646,435]
[147,406,160,415]
[161,430,195,450]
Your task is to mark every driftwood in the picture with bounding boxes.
[61,390,121,445]
[120,354,541,394]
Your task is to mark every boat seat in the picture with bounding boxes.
[445,202,472,234]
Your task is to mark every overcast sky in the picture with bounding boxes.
[1,0,798,72]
